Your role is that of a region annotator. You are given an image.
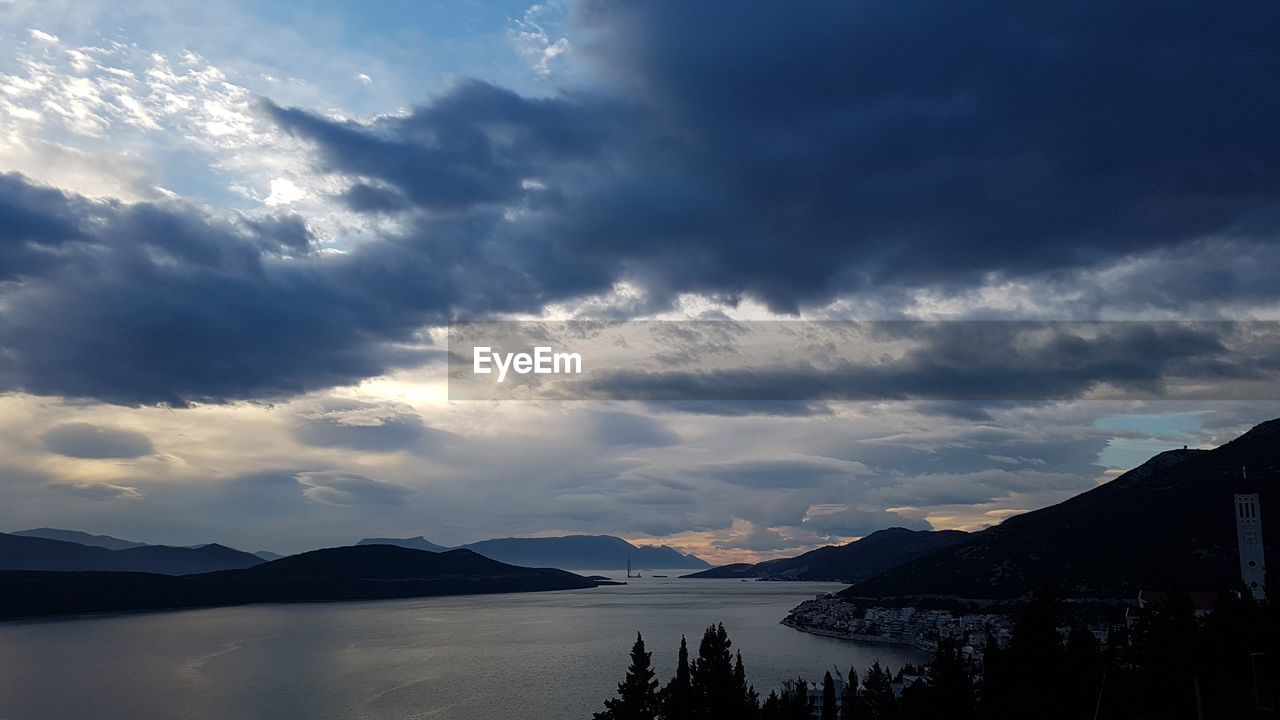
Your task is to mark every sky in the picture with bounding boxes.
[1,0,1278,563]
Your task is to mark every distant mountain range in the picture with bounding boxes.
[357,536,451,553]
[682,527,969,581]
[11,527,149,551]
[0,546,597,619]
[2,529,709,575]
[0,532,266,575]
[842,418,1280,600]
[358,534,712,570]
[10,527,284,565]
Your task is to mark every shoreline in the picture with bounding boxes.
[780,597,1012,654]
[779,616,927,651]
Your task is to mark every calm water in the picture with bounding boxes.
[0,575,926,720]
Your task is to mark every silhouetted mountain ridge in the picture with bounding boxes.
[0,544,597,619]
[843,418,1280,600]
[10,528,148,550]
[357,534,710,570]
[0,533,264,575]
[683,528,968,581]
[459,535,710,569]
[245,546,517,578]
[356,536,450,552]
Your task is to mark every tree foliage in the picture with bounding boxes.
[595,632,661,720]
[595,593,1280,720]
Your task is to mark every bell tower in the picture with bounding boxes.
[1236,475,1266,599]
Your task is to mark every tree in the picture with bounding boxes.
[734,651,761,719]
[985,591,1069,719]
[595,632,660,720]
[761,691,783,720]
[691,623,737,719]
[820,671,837,720]
[861,662,896,720]
[1129,593,1202,719]
[838,667,858,720]
[923,639,975,720]
[780,679,814,720]
[1063,625,1102,720]
[1009,592,1064,667]
[661,635,697,720]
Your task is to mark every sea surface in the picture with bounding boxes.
[0,574,927,720]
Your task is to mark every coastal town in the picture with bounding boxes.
[782,595,1009,656]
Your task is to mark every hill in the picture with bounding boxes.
[356,535,450,552]
[683,528,968,581]
[0,533,265,575]
[457,535,710,570]
[10,527,148,550]
[0,545,598,619]
[842,418,1280,600]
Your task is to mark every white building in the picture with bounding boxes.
[1235,491,1266,600]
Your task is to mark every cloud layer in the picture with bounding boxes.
[3,2,1279,408]
[1,2,1278,561]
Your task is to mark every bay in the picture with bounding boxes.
[0,575,927,720]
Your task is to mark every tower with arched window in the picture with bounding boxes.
[1235,490,1266,600]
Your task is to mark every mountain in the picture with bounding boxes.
[842,418,1280,600]
[242,545,554,579]
[356,535,450,553]
[357,534,711,569]
[112,543,265,574]
[0,533,265,575]
[0,545,598,619]
[683,528,969,581]
[10,527,147,551]
[457,535,711,570]
[0,533,114,570]
[686,563,758,579]
[253,551,284,561]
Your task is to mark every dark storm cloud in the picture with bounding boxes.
[339,183,410,213]
[274,0,1279,312]
[908,402,998,422]
[262,82,616,211]
[698,458,869,489]
[3,0,1279,408]
[649,401,833,417]
[579,322,1277,402]
[0,173,449,405]
[41,423,155,459]
[0,173,94,281]
[828,430,1107,481]
[239,213,313,253]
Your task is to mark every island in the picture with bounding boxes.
[0,544,598,620]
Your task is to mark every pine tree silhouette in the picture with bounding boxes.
[691,623,737,719]
[860,662,896,720]
[661,635,697,720]
[594,632,660,720]
[820,671,837,720]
